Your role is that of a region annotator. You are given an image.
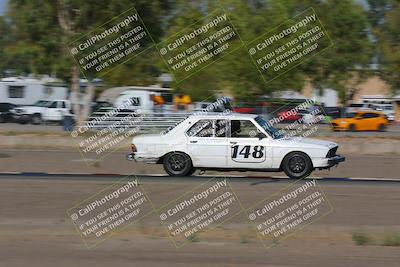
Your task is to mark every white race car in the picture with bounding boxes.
[127,114,345,179]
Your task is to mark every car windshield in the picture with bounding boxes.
[255,116,283,139]
[345,112,357,118]
[34,100,50,107]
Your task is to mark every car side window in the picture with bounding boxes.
[186,120,213,137]
[360,113,368,119]
[230,120,259,138]
[369,113,379,118]
[215,120,228,137]
[362,113,377,119]
[48,101,57,108]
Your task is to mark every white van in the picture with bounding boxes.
[370,104,395,121]
[113,87,174,113]
[114,90,155,113]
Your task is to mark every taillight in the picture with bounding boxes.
[131,144,137,152]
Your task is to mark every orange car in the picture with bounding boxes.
[331,111,388,131]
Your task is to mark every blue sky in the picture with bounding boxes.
[0,0,8,16]
[0,0,7,15]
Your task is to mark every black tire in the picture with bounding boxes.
[282,152,313,179]
[0,114,5,123]
[163,152,193,177]
[19,115,29,124]
[378,124,386,132]
[31,114,42,125]
[187,168,196,176]
[348,124,357,132]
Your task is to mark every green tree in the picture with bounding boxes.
[300,0,373,105]
[372,0,400,93]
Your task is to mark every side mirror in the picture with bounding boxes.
[257,132,267,140]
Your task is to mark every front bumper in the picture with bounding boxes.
[327,155,345,167]
[126,153,159,164]
[12,113,31,121]
[331,123,348,131]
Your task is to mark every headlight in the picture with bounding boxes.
[14,108,25,114]
[340,121,347,124]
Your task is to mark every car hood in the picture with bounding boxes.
[274,137,338,149]
[332,118,352,123]
[15,106,45,112]
[294,138,337,147]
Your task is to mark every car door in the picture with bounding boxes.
[227,119,273,169]
[368,113,382,130]
[358,113,374,130]
[44,101,64,121]
[186,119,229,168]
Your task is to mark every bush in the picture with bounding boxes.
[352,231,370,245]
[382,231,400,246]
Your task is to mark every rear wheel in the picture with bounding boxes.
[282,152,313,179]
[348,124,357,132]
[18,115,29,124]
[163,152,193,177]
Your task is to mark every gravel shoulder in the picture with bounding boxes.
[0,177,399,267]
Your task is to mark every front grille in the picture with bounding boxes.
[326,146,338,158]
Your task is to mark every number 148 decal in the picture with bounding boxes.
[231,145,266,163]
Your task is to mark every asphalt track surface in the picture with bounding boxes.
[1,173,400,267]
[1,172,400,184]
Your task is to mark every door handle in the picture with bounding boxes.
[190,140,198,143]
[230,141,237,144]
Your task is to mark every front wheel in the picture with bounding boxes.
[31,114,42,125]
[348,124,357,132]
[163,152,194,177]
[378,124,386,132]
[282,152,313,179]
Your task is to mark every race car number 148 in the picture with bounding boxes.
[231,145,266,163]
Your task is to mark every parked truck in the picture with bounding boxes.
[10,99,72,124]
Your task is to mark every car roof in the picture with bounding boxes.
[189,112,259,119]
[356,111,383,114]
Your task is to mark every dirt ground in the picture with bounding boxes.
[0,149,399,178]
[0,176,399,267]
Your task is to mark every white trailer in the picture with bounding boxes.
[0,77,68,105]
